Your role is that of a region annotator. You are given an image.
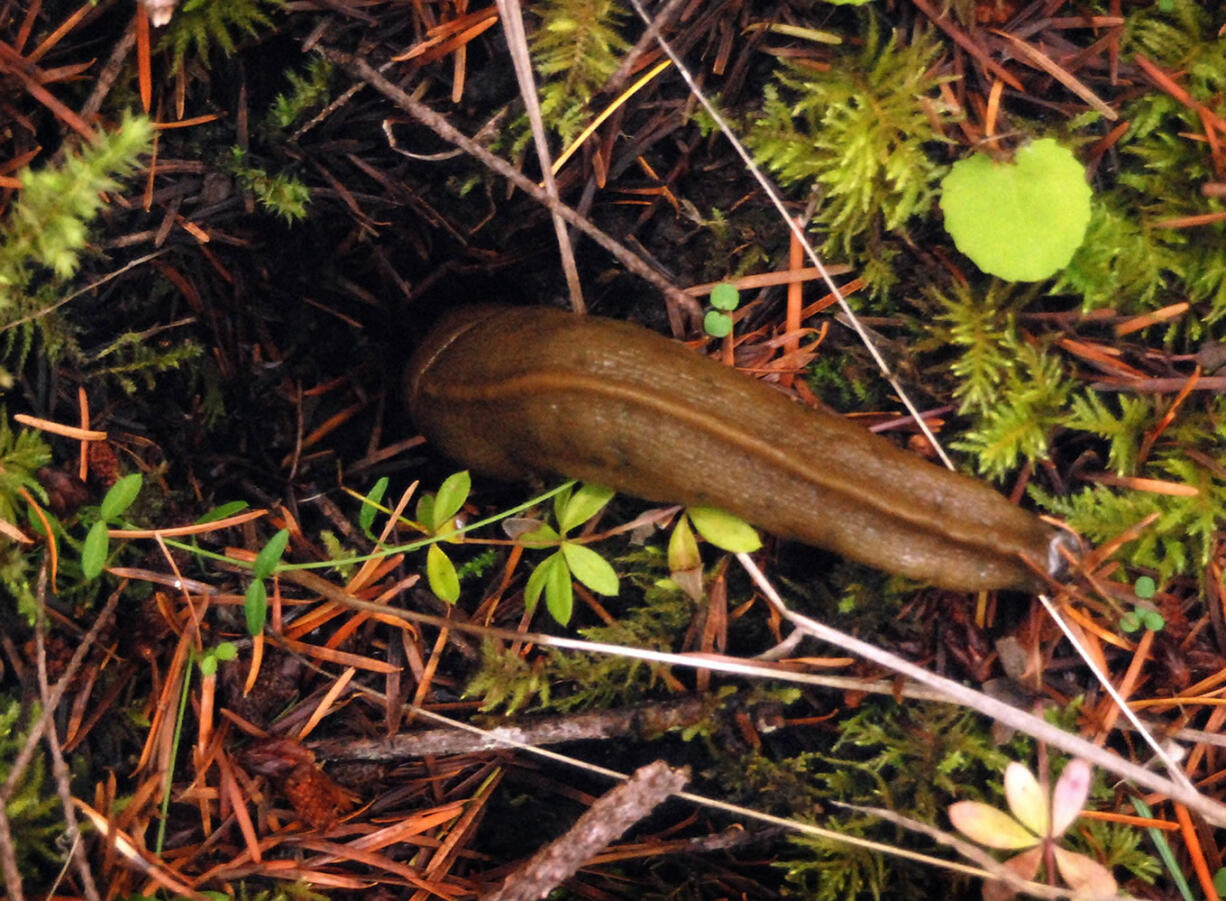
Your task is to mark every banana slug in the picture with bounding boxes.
[406,304,1069,591]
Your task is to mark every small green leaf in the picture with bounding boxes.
[704,310,733,338]
[1119,611,1140,633]
[359,476,389,533]
[709,282,740,311]
[524,551,559,613]
[195,500,249,524]
[213,641,238,661]
[100,472,143,521]
[1141,609,1165,632]
[252,528,290,579]
[199,654,219,676]
[432,471,471,531]
[427,543,461,602]
[940,138,1092,281]
[1133,575,1156,599]
[244,580,268,635]
[82,521,110,580]
[559,483,614,533]
[415,494,435,529]
[561,542,619,596]
[687,506,762,552]
[544,553,574,626]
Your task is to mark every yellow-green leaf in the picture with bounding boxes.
[687,506,761,552]
[427,543,461,602]
[561,542,619,596]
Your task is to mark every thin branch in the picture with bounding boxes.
[319,46,701,327]
[483,760,688,901]
[2,586,122,802]
[276,566,1226,826]
[34,567,101,901]
[733,553,1226,827]
[496,0,585,313]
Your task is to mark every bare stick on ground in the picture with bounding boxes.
[482,760,689,901]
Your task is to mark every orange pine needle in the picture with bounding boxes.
[1094,626,1153,740]
[1114,301,1190,336]
[298,666,357,739]
[217,752,262,863]
[134,7,151,112]
[109,508,267,538]
[781,219,804,388]
[277,636,399,674]
[14,412,106,441]
[1079,808,1179,830]
[243,631,264,696]
[1082,473,1200,496]
[1174,802,1220,901]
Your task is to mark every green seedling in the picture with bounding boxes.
[520,482,619,625]
[949,758,1116,899]
[416,470,471,602]
[1120,604,1165,634]
[704,282,740,338]
[940,138,1091,282]
[668,506,762,600]
[244,527,289,635]
[197,640,238,677]
[81,472,143,580]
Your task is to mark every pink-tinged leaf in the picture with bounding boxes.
[983,845,1044,901]
[1004,762,1048,838]
[949,802,1039,850]
[1050,758,1092,837]
[1053,846,1117,898]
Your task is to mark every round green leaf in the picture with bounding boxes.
[244,580,268,635]
[199,654,219,677]
[561,542,619,596]
[704,310,733,338]
[940,138,1091,281]
[213,641,238,661]
[1133,575,1156,599]
[1141,609,1165,632]
[427,543,461,602]
[687,506,762,553]
[100,472,142,521]
[709,283,740,311]
[81,520,110,580]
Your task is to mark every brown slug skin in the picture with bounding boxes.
[406,304,1064,591]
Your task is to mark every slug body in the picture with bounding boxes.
[406,305,1063,591]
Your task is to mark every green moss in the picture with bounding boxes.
[0,700,65,888]
[160,0,280,69]
[744,17,952,261]
[531,0,631,145]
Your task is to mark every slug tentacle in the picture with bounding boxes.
[406,304,1065,592]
